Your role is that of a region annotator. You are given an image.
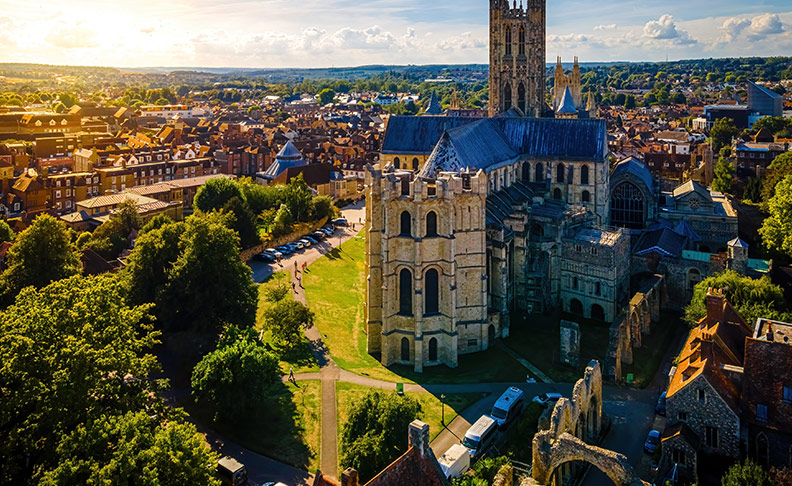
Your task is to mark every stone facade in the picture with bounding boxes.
[552,57,582,112]
[365,168,490,372]
[559,320,580,367]
[489,0,546,117]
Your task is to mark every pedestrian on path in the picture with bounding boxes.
[289,367,298,387]
[292,282,296,291]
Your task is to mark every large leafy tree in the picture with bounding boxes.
[84,199,142,259]
[684,270,792,326]
[264,299,315,350]
[191,339,280,423]
[0,219,15,242]
[222,196,260,249]
[0,275,162,483]
[0,214,80,306]
[158,214,258,333]
[710,117,739,153]
[760,152,792,206]
[760,175,792,259]
[194,177,243,213]
[39,411,220,486]
[340,390,423,483]
[125,219,186,307]
[712,157,735,194]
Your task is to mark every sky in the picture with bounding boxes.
[1,0,791,69]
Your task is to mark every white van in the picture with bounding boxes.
[438,444,470,478]
[462,415,498,461]
[490,386,525,428]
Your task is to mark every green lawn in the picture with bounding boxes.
[507,311,611,383]
[257,271,319,374]
[336,382,483,454]
[303,236,528,384]
[187,380,321,471]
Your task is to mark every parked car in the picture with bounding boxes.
[254,252,276,263]
[265,248,283,259]
[277,245,293,255]
[304,236,318,245]
[333,218,348,226]
[532,392,563,408]
[299,238,312,247]
[217,456,248,486]
[293,241,305,250]
[461,415,498,461]
[311,231,325,240]
[644,430,661,454]
[321,226,334,235]
[285,243,299,252]
[655,391,667,416]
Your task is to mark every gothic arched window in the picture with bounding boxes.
[503,82,512,111]
[518,83,526,114]
[394,157,400,169]
[399,269,412,315]
[610,182,645,229]
[556,164,565,183]
[505,27,512,56]
[412,158,419,171]
[581,165,590,185]
[535,162,544,182]
[582,190,591,203]
[401,337,410,361]
[518,27,526,56]
[429,337,438,361]
[424,268,439,315]
[522,162,531,182]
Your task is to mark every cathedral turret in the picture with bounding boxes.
[489,0,546,117]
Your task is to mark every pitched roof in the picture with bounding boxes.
[380,116,483,155]
[557,86,577,114]
[263,142,308,179]
[424,92,443,116]
[672,180,711,201]
[728,237,748,248]
[612,156,653,192]
[633,227,687,258]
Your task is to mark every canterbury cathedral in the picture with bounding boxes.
[364,0,736,372]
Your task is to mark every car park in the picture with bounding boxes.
[644,430,661,454]
[532,392,563,408]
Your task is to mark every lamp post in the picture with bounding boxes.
[441,394,446,426]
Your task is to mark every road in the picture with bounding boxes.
[248,201,366,284]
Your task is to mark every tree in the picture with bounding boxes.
[340,390,423,483]
[744,177,762,203]
[158,214,258,334]
[684,270,792,326]
[0,275,162,483]
[760,176,792,259]
[318,88,336,105]
[194,177,243,213]
[84,198,142,259]
[191,339,280,422]
[125,220,186,307]
[311,194,336,221]
[222,196,260,249]
[710,117,739,153]
[0,214,80,306]
[140,213,173,235]
[39,411,220,486]
[0,219,15,242]
[721,459,773,486]
[264,300,314,350]
[624,95,636,109]
[712,157,735,194]
[760,152,792,205]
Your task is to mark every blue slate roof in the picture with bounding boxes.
[557,86,577,114]
[673,219,701,242]
[612,157,654,192]
[419,117,608,177]
[634,227,687,258]
[424,92,442,116]
[381,116,483,155]
[263,141,307,179]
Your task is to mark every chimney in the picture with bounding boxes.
[341,468,359,486]
[705,288,725,326]
[408,420,430,458]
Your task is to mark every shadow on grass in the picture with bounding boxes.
[385,345,529,385]
[188,380,317,470]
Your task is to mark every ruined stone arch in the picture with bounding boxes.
[539,435,648,486]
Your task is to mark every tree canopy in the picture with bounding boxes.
[721,459,774,486]
[0,214,81,306]
[712,157,735,194]
[684,270,792,326]
[84,199,142,260]
[263,299,315,350]
[710,117,739,153]
[760,175,792,259]
[194,177,243,213]
[340,390,423,483]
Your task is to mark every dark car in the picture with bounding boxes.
[304,236,318,245]
[311,231,325,240]
[254,252,276,263]
[644,430,661,454]
[277,245,293,255]
[656,391,667,416]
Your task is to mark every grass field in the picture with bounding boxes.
[303,235,527,384]
[187,380,321,471]
[257,271,319,374]
[335,382,483,453]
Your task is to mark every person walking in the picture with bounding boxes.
[288,367,297,386]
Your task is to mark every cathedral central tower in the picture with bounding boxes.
[488,0,546,117]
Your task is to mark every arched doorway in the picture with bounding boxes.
[570,299,583,315]
[591,304,605,322]
[687,268,701,291]
[582,190,590,203]
[428,337,438,362]
[401,337,410,362]
[757,433,770,468]
[488,324,496,342]
[412,158,419,171]
[553,188,562,200]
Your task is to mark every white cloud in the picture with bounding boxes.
[436,32,486,51]
[719,13,785,43]
[643,14,696,45]
[748,13,784,39]
[45,21,99,49]
[721,17,751,41]
[327,25,397,50]
[594,24,616,31]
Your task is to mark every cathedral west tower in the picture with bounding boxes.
[488,0,546,117]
